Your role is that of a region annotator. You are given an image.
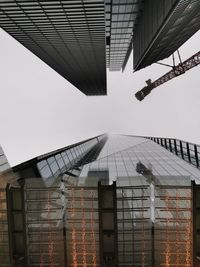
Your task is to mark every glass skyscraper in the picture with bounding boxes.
[1,1,199,95]
[1,134,200,266]
[0,145,10,173]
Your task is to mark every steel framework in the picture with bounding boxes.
[135,51,200,101]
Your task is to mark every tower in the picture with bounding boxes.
[1,134,200,266]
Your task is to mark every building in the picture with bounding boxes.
[0,145,18,267]
[133,0,200,70]
[1,134,200,266]
[0,1,200,95]
[0,145,10,173]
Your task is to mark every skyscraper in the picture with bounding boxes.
[1,134,200,266]
[0,1,199,95]
[0,145,10,173]
[0,145,18,267]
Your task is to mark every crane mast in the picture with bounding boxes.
[135,51,200,101]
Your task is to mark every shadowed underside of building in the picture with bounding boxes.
[133,0,200,70]
[1,134,200,266]
[0,0,200,95]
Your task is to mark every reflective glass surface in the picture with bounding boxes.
[0,148,15,267]
[133,0,200,70]
[36,135,105,180]
[106,0,142,71]
[2,135,200,266]
[79,135,200,185]
[0,187,10,267]
[78,135,195,266]
[0,145,10,173]
[0,1,107,95]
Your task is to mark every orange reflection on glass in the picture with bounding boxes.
[71,188,77,267]
[185,191,192,267]
[39,256,44,267]
[175,190,180,267]
[165,192,170,267]
[81,188,87,267]
[47,192,55,267]
[90,190,97,267]
[40,190,44,267]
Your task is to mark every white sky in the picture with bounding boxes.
[0,28,200,166]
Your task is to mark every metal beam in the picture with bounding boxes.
[6,182,28,267]
[98,181,118,267]
[135,51,200,101]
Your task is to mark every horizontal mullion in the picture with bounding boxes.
[1,24,105,29]
[0,2,103,8]
[0,10,104,16]
[1,16,104,22]
[0,11,104,18]
[0,18,105,26]
[5,27,105,32]
[10,31,105,36]
[111,3,140,6]
[112,11,139,15]
[8,21,104,26]
[10,37,105,43]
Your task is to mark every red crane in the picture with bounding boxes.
[135,51,200,101]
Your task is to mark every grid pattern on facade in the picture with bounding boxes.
[36,137,101,179]
[0,0,106,95]
[105,0,143,71]
[133,0,200,70]
[116,177,192,267]
[80,135,200,184]
[25,185,64,266]
[0,188,10,267]
[146,136,200,170]
[2,135,200,266]
[22,180,99,267]
[0,146,10,173]
[5,177,193,267]
[65,186,99,266]
[154,184,192,266]
[12,134,107,182]
[117,186,151,267]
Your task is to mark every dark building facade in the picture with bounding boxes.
[1,1,199,95]
[0,1,107,96]
[133,0,200,70]
[0,145,10,173]
[1,134,200,266]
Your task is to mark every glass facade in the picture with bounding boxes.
[146,136,200,169]
[116,180,192,266]
[1,0,199,89]
[133,0,200,70]
[12,134,107,183]
[0,145,10,173]
[0,146,14,267]
[78,135,196,266]
[71,135,199,266]
[17,181,100,267]
[0,187,10,267]
[105,0,142,71]
[80,135,200,185]
[36,135,105,180]
[2,135,200,266]
[0,1,107,95]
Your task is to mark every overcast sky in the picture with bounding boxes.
[0,28,200,166]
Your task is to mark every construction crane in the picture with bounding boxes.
[135,51,200,101]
